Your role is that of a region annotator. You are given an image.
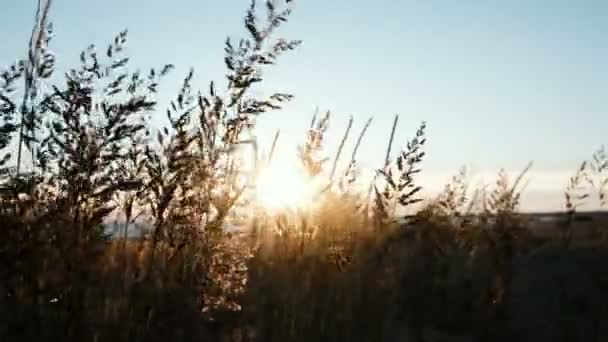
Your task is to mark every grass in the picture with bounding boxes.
[1,1,608,341]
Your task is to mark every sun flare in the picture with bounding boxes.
[255,159,315,211]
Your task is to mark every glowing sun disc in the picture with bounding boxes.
[255,159,314,211]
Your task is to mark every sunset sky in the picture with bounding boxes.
[2,0,607,211]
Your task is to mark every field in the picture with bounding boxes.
[1,1,607,341]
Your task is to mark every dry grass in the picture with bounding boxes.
[1,1,608,342]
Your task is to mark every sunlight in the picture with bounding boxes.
[255,158,315,212]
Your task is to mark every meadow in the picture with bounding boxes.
[1,1,607,341]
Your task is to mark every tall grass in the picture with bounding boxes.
[1,1,608,341]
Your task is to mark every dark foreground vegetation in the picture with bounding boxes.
[1,1,607,341]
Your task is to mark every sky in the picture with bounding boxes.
[1,0,607,211]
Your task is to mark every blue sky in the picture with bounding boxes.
[1,0,607,211]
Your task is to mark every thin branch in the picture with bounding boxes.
[17,0,53,178]
[511,161,533,194]
[330,115,353,181]
[350,116,373,164]
[309,106,319,129]
[383,114,399,168]
[268,129,280,166]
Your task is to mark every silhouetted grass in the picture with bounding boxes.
[1,1,608,342]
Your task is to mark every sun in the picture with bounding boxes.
[255,158,315,211]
